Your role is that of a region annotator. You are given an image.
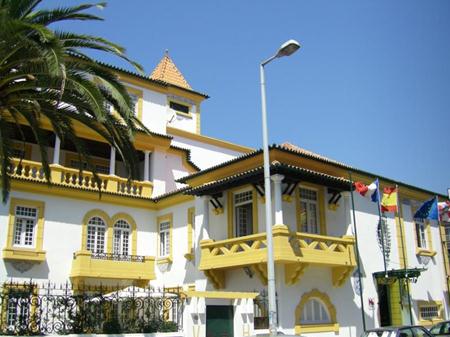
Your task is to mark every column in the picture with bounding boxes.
[202,196,210,240]
[52,135,61,164]
[271,174,284,225]
[341,191,353,235]
[109,147,116,175]
[144,150,151,181]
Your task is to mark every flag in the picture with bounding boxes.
[414,197,438,220]
[438,201,450,220]
[381,187,398,213]
[354,179,379,203]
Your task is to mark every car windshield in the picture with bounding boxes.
[363,331,397,337]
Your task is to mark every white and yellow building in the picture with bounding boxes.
[1,52,449,337]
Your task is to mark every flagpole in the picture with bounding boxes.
[396,185,413,325]
[376,178,388,277]
[349,172,367,332]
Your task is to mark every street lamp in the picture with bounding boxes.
[260,39,300,336]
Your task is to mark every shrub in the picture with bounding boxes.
[102,319,121,334]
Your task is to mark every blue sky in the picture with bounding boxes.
[49,0,450,195]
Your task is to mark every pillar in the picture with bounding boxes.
[109,147,116,175]
[53,135,61,164]
[271,174,284,225]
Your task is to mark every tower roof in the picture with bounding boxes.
[150,51,192,90]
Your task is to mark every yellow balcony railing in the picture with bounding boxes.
[199,225,356,289]
[70,250,156,287]
[9,158,153,198]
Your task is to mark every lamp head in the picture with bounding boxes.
[276,39,301,58]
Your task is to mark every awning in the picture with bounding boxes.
[373,268,425,281]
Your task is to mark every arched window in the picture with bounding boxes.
[300,298,331,324]
[86,216,106,253]
[113,219,131,255]
[295,289,339,334]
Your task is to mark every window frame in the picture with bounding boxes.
[227,186,258,238]
[86,216,107,254]
[417,300,443,325]
[112,219,131,256]
[412,203,436,257]
[168,98,192,118]
[157,213,173,264]
[295,184,326,235]
[3,198,46,262]
[295,289,339,334]
[65,152,110,175]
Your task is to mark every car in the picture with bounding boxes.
[430,321,450,337]
[362,326,433,337]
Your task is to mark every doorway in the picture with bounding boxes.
[206,305,234,337]
[377,283,391,327]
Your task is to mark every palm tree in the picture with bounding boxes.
[0,0,148,202]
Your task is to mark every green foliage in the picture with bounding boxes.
[158,320,178,332]
[141,319,178,333]
[102,319,122,334]
[0,0,150,202]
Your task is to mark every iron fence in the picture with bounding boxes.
[0,281,184,335]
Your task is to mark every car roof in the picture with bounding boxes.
[365,326,427,332]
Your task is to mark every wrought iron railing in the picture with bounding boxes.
[0,281,183,335]
[89,252,146,263]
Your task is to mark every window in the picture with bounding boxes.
[86,217,106,253]
[113,220,131,255]
[13,206,37,247]
[418,301,443,324]
[159,221,170,257]
[300,298,331,324]
[158,214,172,263]
[11,143,31,160]
[234,190,254,237]
[299,187,320,234]
[295,289,339,334]
[415,219,427,249]
[169,101,190,115]
[3,199,46,262]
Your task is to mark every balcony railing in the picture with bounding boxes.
[199,225,356,289]
[70,250,156,287]
[9,158,153,198]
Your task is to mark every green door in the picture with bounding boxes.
[206,305,234,337]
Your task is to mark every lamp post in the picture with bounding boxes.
[260,39,300,336]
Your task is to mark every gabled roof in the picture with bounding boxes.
[150,51,192,90]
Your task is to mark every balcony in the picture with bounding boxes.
[70,250,156,287]
[9,158,153,198]
[199,225,356,289]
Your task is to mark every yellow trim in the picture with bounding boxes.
[185,290,258,299]
[389,281,403,326]
[11,142,32,160]
[157,213,173,263]
[167,126,254,154]
[294,289,339,335]
[412,204,436,256]
[196,103,201,134]
[417,300,443,326]
[81,210,138,255]
[295,183,327,235]
[185,207,195,260]
[111,213,138,256]
[1,283,39,332]
[70,250,155,286]
[168,98,193,118]
[395,198,408,268]
[227,186,259,238]
[3,198,46,262]
[81,209,109,251]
